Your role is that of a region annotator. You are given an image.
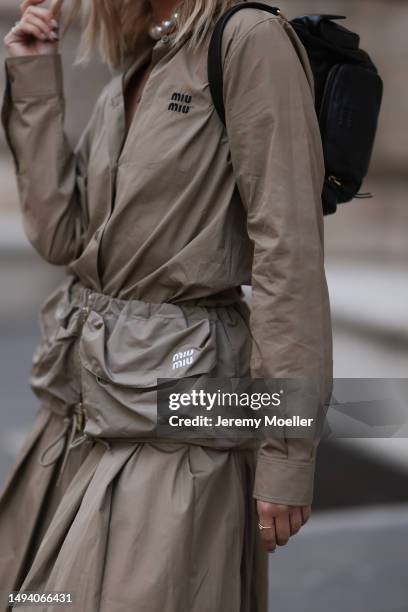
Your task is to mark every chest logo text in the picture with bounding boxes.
[168,92,192,114]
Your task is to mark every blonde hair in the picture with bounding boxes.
[65,0,241,68]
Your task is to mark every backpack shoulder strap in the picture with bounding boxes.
[208,2,282,125]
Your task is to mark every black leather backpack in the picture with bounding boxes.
[208,2,384,215]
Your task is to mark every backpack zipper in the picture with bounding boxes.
[319,64,344,190]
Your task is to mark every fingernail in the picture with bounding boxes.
[51,31,59,40]
[50,19,59,28]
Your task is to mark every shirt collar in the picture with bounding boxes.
[121,27,193,88]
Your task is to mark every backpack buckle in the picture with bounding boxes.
[328,175,342,187]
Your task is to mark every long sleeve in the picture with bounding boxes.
[1,54,94,265]
[222,15,333,505]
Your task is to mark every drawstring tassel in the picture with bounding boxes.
[56,412,82,487]
[39,403,112,487]
[39,403,90,487]
[39,417,71,468]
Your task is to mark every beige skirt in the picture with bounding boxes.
[0,406,267,612]
[0,278,268,611]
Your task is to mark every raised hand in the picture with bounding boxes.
[4,0,62,57]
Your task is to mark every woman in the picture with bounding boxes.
[0,0,332,610]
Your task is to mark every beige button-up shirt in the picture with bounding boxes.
[2,6,333,505]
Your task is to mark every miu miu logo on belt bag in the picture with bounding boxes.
[172,349,195,370]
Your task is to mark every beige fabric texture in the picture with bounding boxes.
[0,409,267,612]
[0,280,267,611]
[0,4,332,609]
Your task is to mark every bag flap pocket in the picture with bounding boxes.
[80,309,217,388]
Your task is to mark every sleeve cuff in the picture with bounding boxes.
[5,54,63,100]
[253,455,316,506]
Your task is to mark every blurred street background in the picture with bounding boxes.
[0,1,407,611]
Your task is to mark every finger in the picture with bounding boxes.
[26,6,59,35]
[289,507,303,536]
[20,0,47,15]
[20,13,58,40]
[257,502,277,553]
[274,511,291,546]
[301,505,312,525]
[14,19,48,41]
[4,31,16,46]
[26,4,57,22]
[259,520,277,553]
[21,13,56,39]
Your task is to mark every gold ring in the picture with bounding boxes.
[258,522,274,531]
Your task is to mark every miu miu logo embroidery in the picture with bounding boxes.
[168,92,192,114]
[172,349,195,370]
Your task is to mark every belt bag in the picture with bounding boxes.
[29,277,252,445]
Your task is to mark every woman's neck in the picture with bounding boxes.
[150,0,180,23]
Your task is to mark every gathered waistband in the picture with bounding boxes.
[68,277,247,322]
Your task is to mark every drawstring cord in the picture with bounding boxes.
[39,403,110,487]
[39,412,82,487]
[39,417,71,468]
